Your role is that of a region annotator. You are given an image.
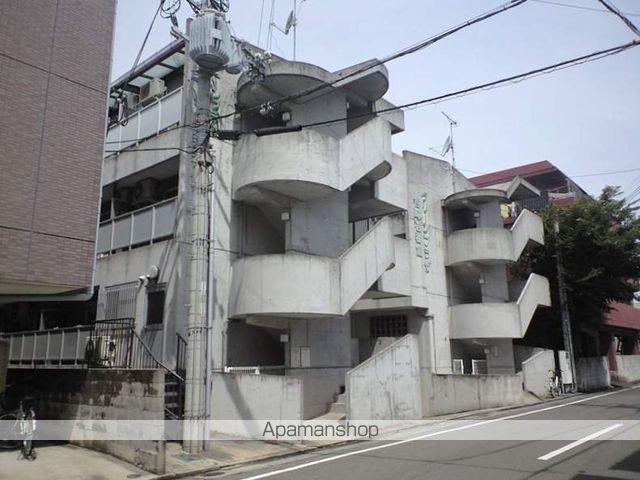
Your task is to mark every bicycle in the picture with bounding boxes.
[0,396,37,460]
[548,369,562,398]
[16,398,37,460]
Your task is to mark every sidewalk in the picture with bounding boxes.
[0,443,153,480]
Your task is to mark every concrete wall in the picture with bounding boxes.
[521,349,555,398]
[347,334,422,420]
[576,356,610,392]
[211,373,303,422]
[6,368,165,473]
[613,355,640,383]
[423,372,524,417]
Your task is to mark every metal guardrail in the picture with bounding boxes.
[176,333,187,378]
[97,197,177,254]
[105,87,183,155]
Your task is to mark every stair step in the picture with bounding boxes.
[314,412,346,421]
[335,393,346,403]
[329,402,346,415]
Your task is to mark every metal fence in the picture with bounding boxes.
[105,87,183,155]
[97,197,177,254]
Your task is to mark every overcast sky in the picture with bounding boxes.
[112,0,640,197]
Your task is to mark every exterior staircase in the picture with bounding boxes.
[164,371,185,420]
[314,392,346,421]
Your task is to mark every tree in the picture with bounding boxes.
[515,187,640,348]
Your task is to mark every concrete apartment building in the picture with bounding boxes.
[0,1,115,319]
[49,37,551,421]
[471,161,640,379]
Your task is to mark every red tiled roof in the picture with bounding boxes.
[469,160,558,187]
[604,302,640,331]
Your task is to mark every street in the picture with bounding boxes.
[217,386,640,480]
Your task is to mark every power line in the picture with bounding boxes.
[571,167,640,177]
[297,39,640,129]
[596,0,640,37]
[217,0,529,121]
[531,0,640,17]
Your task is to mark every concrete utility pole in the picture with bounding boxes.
[183,64,214,453]
[181,1,242,453]
[555,219,577,392]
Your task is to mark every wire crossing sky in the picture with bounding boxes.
[112,0,640,197]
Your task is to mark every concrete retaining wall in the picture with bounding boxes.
[614,355,640,383]
[6,368,165,474]
[521,349,555,399]
[211,373,303,423]
[423,372,524,417]
[576,356,610,392]
[0,340,7,394]
[347,334,422,420]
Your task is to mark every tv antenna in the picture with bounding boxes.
[440,111,458,191]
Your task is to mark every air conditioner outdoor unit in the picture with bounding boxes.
[139,78,166,105]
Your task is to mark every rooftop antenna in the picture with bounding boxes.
[270,0,305,60]
[441,111,458,191]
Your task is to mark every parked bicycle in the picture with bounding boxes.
[548,369,562,398]
[0,395,37,460]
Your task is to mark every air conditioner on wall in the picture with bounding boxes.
[139,78,166,105]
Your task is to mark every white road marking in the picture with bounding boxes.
[237,385,640,480]
[537,423,623,461]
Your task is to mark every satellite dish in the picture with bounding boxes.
[284,11,296,35]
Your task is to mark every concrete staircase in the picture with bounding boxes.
[314,392,346,421]
[164,372,185,420]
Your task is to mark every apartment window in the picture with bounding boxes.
[369,315,408,338]
[104,282,137,319]
[146,287,165,326]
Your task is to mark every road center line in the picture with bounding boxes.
[237,385,640,480]
[537,423,623,461]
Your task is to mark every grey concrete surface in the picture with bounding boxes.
[214,386,640,480]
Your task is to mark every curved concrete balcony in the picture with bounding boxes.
[449,273,551,339]
[232,117,392,204]
[229,215,404,318]
[446,209,544,266]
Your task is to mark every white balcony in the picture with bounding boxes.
[446,209,544,266]
[232,117,392,204]
[229,215,405,318]
[97,197,177,254]
[449,273,551,339]
[105,87,183,155]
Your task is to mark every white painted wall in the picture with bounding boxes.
[347,334,422,420]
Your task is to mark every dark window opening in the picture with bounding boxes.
[147,288,165,325]
[370,315,408,338]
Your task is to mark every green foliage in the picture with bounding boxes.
[515,186,640,325]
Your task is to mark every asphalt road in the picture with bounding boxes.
[214,386,640,480]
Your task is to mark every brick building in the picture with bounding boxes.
[0,1,116,310]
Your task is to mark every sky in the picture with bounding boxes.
[111,0,640,198]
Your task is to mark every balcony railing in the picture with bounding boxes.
[97,197,177,254]
[105,87,183,155]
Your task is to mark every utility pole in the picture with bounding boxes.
[181,0,241,453]
[555,219,577,392]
